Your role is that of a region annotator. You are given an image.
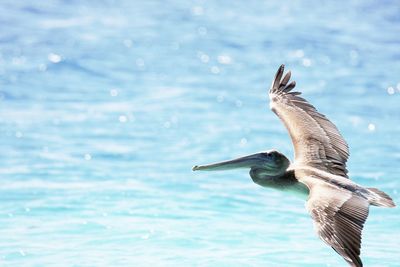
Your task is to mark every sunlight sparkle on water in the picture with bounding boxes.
[38,63,47,71]
[110,89,119,97]
[293,49,305,58]
[191,6,204,16]
[12,56,26,66]
[302,58,312,67]
[211,66,220,74]
[123,39,132,48]
[368,123,376,132]
[217,55,232,65]
[119,115,127,123]
[240,138,247,146]
[387,86,395,95]
[48,53,61,63]
[197,26,207,36]
[200,54,209,63]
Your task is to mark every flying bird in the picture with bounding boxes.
[192,65,395,267]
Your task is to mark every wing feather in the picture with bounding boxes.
[304,179,369,267]
[269,64,349,178]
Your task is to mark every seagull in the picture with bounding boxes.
[192,65,395,267]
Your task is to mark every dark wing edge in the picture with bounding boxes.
[306,182,369,267]
[269,64,350,178]
[270,64,299,95]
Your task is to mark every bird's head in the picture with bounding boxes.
[192,149,290,178]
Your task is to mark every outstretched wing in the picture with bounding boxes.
[269,64,349,178]
[304,178,369,267]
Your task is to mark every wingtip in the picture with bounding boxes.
[283,81,296,92]
[270,64,299,95]
[277,64,285,76]
[271,64,285,91]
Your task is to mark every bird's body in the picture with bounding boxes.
[193,65,395,267]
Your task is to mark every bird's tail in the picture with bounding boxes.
[366,187,396,207]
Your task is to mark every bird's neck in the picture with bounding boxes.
[250,168,289,182]
[250,169,309,198]
[250,168,296,187]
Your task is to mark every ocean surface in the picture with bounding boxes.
[0,1,399,266]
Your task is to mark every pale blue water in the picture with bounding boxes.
[0,1,399,266]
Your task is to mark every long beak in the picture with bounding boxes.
[192,153,263,171]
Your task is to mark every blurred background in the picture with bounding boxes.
[0,0,399,266]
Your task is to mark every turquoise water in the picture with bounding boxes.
[1,1,399,266]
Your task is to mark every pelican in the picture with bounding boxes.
[192,65,395,267]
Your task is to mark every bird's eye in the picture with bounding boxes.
[263,153,274,159]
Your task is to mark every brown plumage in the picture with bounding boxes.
[270,64,349,178]
[193,64,396,267]
[269,65,394,266]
